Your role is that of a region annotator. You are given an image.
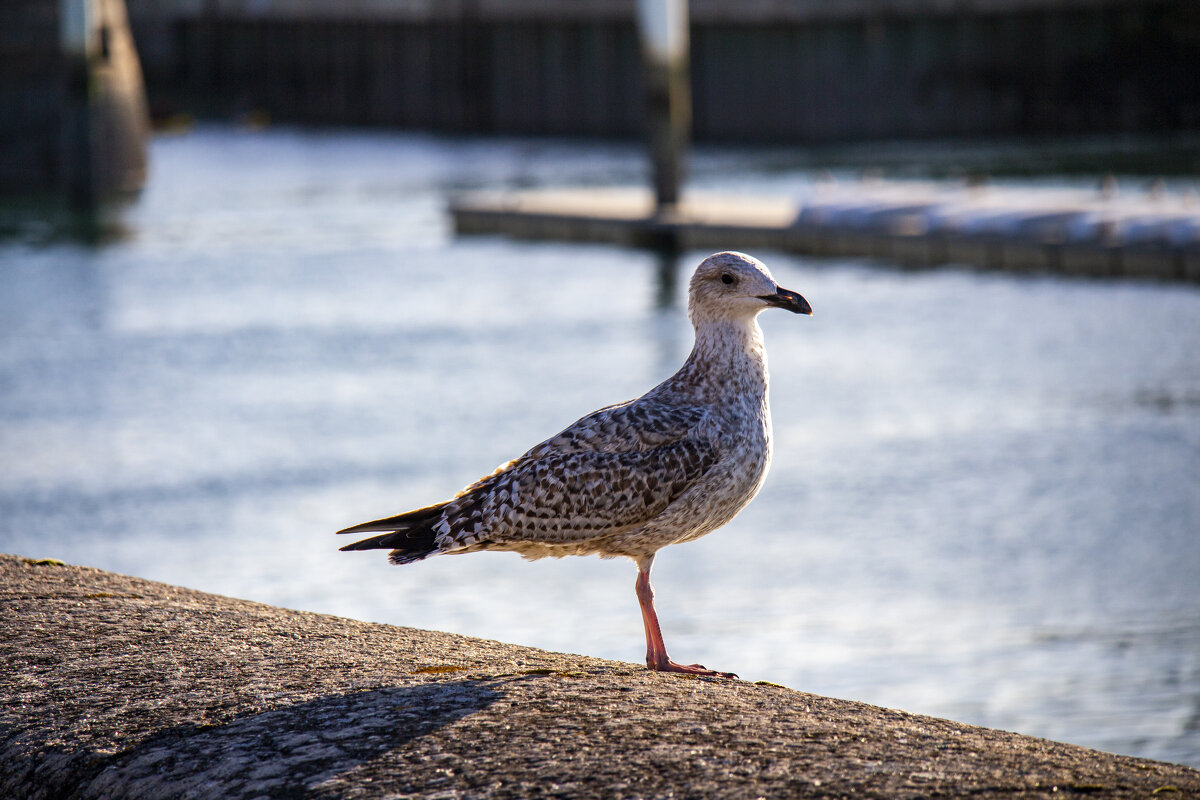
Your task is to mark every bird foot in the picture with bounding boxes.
[649,659,737,679]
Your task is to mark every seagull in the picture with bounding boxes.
[338,251,811,677]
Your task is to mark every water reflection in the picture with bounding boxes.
[0,249,107,338]
[654,246,681,310]
[0,198,136,247]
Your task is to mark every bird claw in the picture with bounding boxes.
[650,660,738,679]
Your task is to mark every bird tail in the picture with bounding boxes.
[336,503,445,565]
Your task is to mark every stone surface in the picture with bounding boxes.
[2,553,1197,799]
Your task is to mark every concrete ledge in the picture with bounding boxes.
[2,553,1197,799]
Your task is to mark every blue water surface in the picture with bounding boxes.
[1,127,1197,767]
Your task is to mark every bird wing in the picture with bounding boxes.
[435,435,719,550]
[520,399,710,459]
[449,398,709,502]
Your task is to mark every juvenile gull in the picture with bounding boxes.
[338,251,811,676]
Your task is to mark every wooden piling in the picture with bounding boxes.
[637,0,690,210]
[0,0,149,210]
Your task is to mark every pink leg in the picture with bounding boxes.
[635,557,736,678]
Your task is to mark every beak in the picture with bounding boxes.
[760,286,812,315]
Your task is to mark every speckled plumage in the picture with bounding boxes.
[339,251,811,676]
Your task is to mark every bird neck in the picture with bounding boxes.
[678,316,769,401]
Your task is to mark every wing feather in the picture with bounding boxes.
[437,436,717,550]
[522,399,708,458]
[339,397,717,558]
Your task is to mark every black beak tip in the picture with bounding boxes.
[764,288,812,315]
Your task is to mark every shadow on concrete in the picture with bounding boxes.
[14,681,502,799]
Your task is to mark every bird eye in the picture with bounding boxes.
[720,273,735,285]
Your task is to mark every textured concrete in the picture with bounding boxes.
[3,553,1198,799]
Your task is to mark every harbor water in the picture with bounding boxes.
[1,127,1198,767]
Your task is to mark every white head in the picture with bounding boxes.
[687,251,812,325]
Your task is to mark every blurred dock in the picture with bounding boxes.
[451,181,1200,282]
[126,0,1199,143]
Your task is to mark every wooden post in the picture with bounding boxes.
[636,0,690,211]
[58,0,150,215]
[60,0,100,210]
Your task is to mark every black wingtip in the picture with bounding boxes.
[336,502,447,537]
[336,519,394,537]
[338,527,440,563]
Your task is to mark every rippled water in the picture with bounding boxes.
[2,127,1198,767]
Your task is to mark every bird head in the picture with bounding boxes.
[687,251,812,324]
